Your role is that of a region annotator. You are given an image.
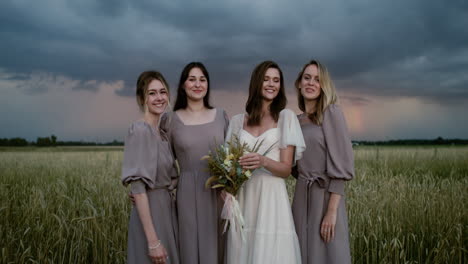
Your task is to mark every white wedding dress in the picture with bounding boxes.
[225,109,306,264]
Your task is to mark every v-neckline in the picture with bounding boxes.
[241,127,278,139]
[241,114,278,138]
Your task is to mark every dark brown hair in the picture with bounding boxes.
[173,62,213,111]
[294,59,337,125]
[245,60,287,126]
[136,71,170,112]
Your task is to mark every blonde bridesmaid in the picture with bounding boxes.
[292,60,354,264]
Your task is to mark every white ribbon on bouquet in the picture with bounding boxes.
[221,192,245,242]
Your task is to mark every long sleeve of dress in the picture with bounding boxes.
[121,122,159,194]
[322,104,354,196]
[278,109,306,164]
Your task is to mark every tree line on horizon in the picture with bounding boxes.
[1,135,468,147]
[354,137,468,146]
[0,135,123,147]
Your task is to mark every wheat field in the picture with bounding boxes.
[1,146,467,263]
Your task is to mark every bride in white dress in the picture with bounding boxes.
[225,61,305,264]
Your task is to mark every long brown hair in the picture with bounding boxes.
[295,59,337,125]
[245,61,287,126]
[173,62,213,111]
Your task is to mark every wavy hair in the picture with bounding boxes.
[245,60,287,126]
[295,59,337,125]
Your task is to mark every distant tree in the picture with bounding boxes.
[435,136,444,144]
[36,135,59,147]
[107,139,123,146]
[0,137,28,146]
[10,137,28,146]
[51,135,57,146]
[37,137,52,147]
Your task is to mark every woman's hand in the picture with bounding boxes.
[220,189,227,201]
[148,242,168,263]
[239,152,266,170]
[128,192,135,205]
[320,209,337,243]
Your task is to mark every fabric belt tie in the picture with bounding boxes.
[297,169,329,263]
[298,170,329,189]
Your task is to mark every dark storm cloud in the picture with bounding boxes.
[0,0,467,103]
[2,73,30,81]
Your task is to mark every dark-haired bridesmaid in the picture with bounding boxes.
[160,62,229,264]
[292,60,354,264]
[122,71,179,264]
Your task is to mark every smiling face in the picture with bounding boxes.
[299,64,321,101]
[183,67,207,102]
[145,79,168,115]
[262,67,281,102]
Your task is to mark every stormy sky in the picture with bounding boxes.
[1,0,467,141]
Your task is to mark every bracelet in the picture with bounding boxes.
[148,240,161,250]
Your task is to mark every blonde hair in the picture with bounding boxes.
[294,60,337,125]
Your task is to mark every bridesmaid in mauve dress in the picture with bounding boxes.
[291,60,354,264]
[160,62,229,264]
[122,71,179,264]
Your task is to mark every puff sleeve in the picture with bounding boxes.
[225,114,244,143]
[323,104,354,196]
[121,122,158,194]
[278,109,306,164]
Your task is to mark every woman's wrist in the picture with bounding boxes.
[147,236,160,246]
[327,193,341,213]
[261,155,268,168]
[148,240,161,250]
[326,208,338,215]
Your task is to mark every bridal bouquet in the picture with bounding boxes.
[203,135,275,240]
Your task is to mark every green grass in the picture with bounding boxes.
[1,146,467,263]
[0,151,127,263]
[345,146,468,263]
